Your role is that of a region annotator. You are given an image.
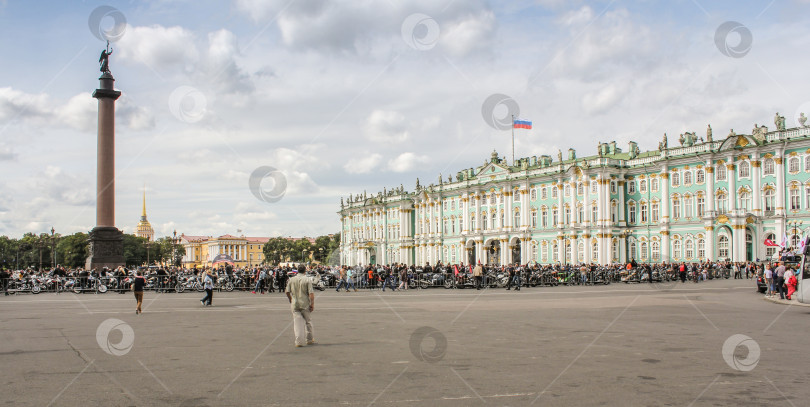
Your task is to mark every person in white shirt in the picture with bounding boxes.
[764,265,773,297]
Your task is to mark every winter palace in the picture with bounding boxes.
[338,114,810,266]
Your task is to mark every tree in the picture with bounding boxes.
[263,237,291,265]
[123,234,148,267]
[292,238,312,262]
[55,232,88,269]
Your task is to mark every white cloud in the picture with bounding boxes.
[344,153,382,174]
[582,82,628,115]
[440,10,496,57]
[116,24,199,70]
[388,152,429,173]
[33,166,93,206]
[365,110,409,143]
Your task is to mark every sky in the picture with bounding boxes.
[1,0,810,240]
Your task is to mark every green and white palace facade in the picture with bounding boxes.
[338,122,810,266]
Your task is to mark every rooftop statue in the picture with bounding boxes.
[706,124,712,142]
[799,112,807,128]
[99,41,113,73]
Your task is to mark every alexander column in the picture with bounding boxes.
[86,42,125,270]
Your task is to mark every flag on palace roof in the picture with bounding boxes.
[513,119,532,129]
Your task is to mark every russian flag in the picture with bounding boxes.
[513,119,532,129]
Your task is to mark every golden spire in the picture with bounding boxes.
[142,185,147,218]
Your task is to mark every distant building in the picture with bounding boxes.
[135,189,154,241]
[339,121,810,266]
[179,234,316,268]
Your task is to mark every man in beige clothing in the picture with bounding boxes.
[285,264,315,347]
[473,263,483,290]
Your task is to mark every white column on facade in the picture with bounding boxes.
[584,177,591,229]
[569,178,577,225]
[521,188,528,229]
[705,227,715,261]
[504,187,511,230]
[706,160,715,213]
[727,159,737,212]
[776,155,786,217]
[662,232,670,263]
[558,237,566,264]
[618,180,626,226]
[474,193,481,234]
[752,156,761,214]
[557,182,564,228]
[462,193,470,233]
[660,172,670,223]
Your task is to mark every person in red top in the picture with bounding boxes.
[132,270,146,315]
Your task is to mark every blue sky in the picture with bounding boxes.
[1,0,809,239]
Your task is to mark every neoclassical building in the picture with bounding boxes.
[135,189,154,241]
[338,119,810,266]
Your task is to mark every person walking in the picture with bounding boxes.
[132,270,145,314]
[285,265,315,347]
[764,263,774,297]
[201,270,214,306]
[346,267,357,291]
[397,265,409,290]
[775,262,786,300]
[336,267,348,292]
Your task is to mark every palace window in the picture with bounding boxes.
[789,157,800,173]
[652,242,660,261]
[552,242,559,262]
[565,241,572,263]
[640,202,648,223]
[611,203,618,223]
[629,242,637,260]
[764,159,775,175]
[541,187,548,200]
[716,192,728,213]
[764,189,775,213]
[565,207,571,224]
[491,212,497,229]
[628,204,637,224]
[531,188,537,201]
[591,181,598,194]
[471,215,477,230]
[685,239,694,259]
[443,219,448,234]
[684,195,693,218]
[672,197,681,219]
[514,210,520,228]
[696,169,705,184]
[790,187,801,210]
[592,241,598,262]
[628,181,636,194]
[552,186,558,198]
[541,242,548,262]
[806,186,810,210]
[500,211,504,228]
[765,233,777,258]
[564,184,571,197]
[532,210,538,228]
[640,179,647,193]
[652,178,659,192]
[718,235,729,259]
[651,201,659,222]
[578,241,585,262]
[672,172,680,187]
[577,182,584,196]
[552,207,559,226]
[739,191,751,211]
[612,239,619,261]
[591,204,598,223]
[640,242,648,261]
[716,165,727,181]
[697,239,705,259]
[481,214,487,230]
[673,240,682,259]
[739,161,750,178]
[578,205,584,223]
[611,181,617,194]
[540,208,547,228]
[532,243,538,262]
[684,171,692,185]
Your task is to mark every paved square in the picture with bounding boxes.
[1,280,808,406]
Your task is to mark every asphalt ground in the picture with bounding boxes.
[1,279,808,407]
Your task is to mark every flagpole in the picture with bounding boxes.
[511,115,515,165]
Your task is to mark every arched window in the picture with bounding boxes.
[552,206,559,226]
[640,242,648,260]
[530,189,537,201]
[684,171,693,185]
[764,158,775,175]
[564,184,571,197]
[685,239,695,259]
[612,239,619,261]
[763,188,775,213]
[640,201,648,223]
[672,172,680,187]
[577,241,585,262]
[552,242,559,263]
[789,157,800,173]
[531,243,538,262]
[639,179,647,193]
[564,206,571,224]
[697,239,705,259]
[790,185,801,210]
[672,196,681,219]
[628,181,636,194]
[673,240,682,259]
[738,161,750,178]
[765,233,777,258]
[716,192,728,213]
[491,212,497,229]
[565,241,572,263]
[541,241,548,262]
[628,203,637,223]
[739,190,751,211]
[514,210,520,228]
[652,178,659,191]
[696,194,705,217]
[651,201,659,222]
[591,203,598,223]
[652,242,660,262]
[717,165,727,181]
[684,195,693,218]
[539,208,546,228]
[696,169,705,184]
[481,213,487,230]
[718,235,729,259]
[577,182,583,196]
[531,210,538,228]
[629,241,637,260]
[541,187,548,199]
[552,185,558,198]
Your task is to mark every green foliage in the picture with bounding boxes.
[55,233,88,268]
[262,233,340,265]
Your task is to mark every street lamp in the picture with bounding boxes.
[50,227,56,269]
[787,220,803,250]
[145,239,151,266]
[172,230,178,268]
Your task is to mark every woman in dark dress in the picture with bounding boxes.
[133,270,145,314]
